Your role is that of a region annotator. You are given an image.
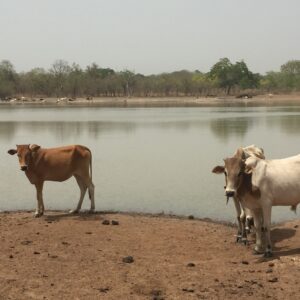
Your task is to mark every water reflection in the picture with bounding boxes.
[0,119,210,141]
[0,121,137,141]
[210,117,253,140]
[266,115,300,135]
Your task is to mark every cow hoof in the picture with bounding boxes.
[69,209,79,214]
[88,209,95,214]
[253,247,264,255]
[263,251,273,258]
[242,238,249,245]
[34,212,43,218]
[236,235,243,243]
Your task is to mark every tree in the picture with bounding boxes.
[18,68,51,97]
[192,72,215,96]
[50,59,71,97]
[209,58,236,95]
[280,60,300,90]
[120,69,136,97]
[209,58,259,95]
[0,60,18,98]
[281,60,300,75]
[67,63,84,98]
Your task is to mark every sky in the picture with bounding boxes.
[0,0,299,75]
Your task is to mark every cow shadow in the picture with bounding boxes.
[272,227,296,245]
[43,210,112,222]
[270,227,299,258]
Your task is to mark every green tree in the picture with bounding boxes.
[19,68,51,97]
[0,60,18,98]
[209,58,259,95]
[280,60,300,90]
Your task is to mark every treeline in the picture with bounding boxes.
[0,58,300,99]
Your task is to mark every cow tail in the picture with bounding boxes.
[88,148,93,200]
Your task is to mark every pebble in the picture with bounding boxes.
[111,220,119,225]
[122,256,134,263]
[33,251,40,255]
[187,263,195,267]
[268,277,278,283]
[266,268,273,273]
[182,288,194,293]
[268,262,274,267]
[241,260,249,265]
[151,289,163,299]
[21,240,32,245]
[98,287,109,293]
[102,220,110,225]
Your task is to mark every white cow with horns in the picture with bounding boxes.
[244,154,300,257]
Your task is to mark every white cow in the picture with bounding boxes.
[245,154,300,257]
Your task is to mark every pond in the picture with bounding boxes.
[1,105,300,222]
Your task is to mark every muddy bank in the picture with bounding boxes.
[2,94,300,107]
[0,211,299,299]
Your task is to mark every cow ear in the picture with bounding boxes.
[235,147,246,160]
[212,165,225,174]
[245,157,258,174]
[29,144,41,152]
[8,149,17,155]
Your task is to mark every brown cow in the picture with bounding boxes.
[8,144,95,217]
[212,148,264,254]
[212,146,264,244]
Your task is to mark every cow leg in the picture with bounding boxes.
[246,215,254,234]
[233,197,243,242]
[70,175,87,214]
[262,204,273,257]
[251,208,264,254]
[34,182,44,218]
[239,208,248,244]
[81,176,95,212]
[87,181,95,213]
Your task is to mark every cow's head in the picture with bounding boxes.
[212,148,246,201]
[8,144,41,171]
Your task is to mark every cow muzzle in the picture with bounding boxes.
[20,165,28,171]
[225,190,235,204]
[225,190,235,198]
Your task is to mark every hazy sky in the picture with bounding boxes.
[0,0,299,74]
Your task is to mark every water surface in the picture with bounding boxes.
[1,105,300,222]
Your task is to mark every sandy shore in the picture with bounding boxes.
[3,94,300,107]
[0,211,299,299]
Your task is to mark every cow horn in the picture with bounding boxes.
[29,144,41,151]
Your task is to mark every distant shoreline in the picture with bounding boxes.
[2,94,300,107]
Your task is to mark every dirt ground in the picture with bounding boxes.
[1,212,300,299]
